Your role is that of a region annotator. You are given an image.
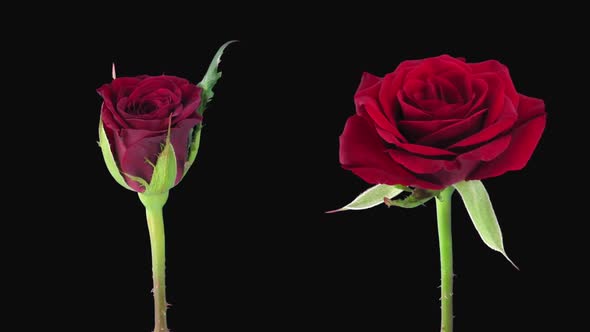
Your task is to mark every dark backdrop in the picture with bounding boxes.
[33,5,579,331]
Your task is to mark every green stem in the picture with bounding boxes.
[139,192,170,332]
[436,187,454,332]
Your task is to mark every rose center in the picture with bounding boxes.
[126,101,157,115]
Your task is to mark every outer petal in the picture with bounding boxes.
[514,94,545,126]
[468,95,546,179]
[173,85,203,124]
[387,148,454,174]
[116,130,168,192]
[355,72,406,143]
[98,89,129,129]
[339,115,439,189]
[469,59,519,108]
[125,117,170,131]
[355,72,382,94]
[458,135,511,162]
[169,117,202,184]
[448,97,517,150]
[100,105,126,131]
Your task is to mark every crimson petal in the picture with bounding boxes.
[417,109,487,147]
[339,115,438,188]
[448,97,517,150]
[468,98,546,179]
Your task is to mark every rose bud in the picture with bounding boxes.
[97,42,233,194]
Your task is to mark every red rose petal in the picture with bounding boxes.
[468,78,489,113]
[430,100,473,120]
[116,96,129,114]
[436,71,469,103]
[448,97,517,149]
[339,115,439,189]
[179,84,202,112]
[406,56,470,82]
[515,94,545,126]
[116,117,201,190]
[388,148,454,174]
[357,97,406,143]
[398,91,432,120]
[119,134,167,190]
[127,77,183,104]
[100,104,128,130]
[168,118,202,183]
[469,59,519,108]
[402,78,439,102]
[471,72,507,126]
[468,112,546,180]
[356,72,382,93]
[398,118,460,141]
[110,77,143,100]
[380,63,420,123]
[396,142,456,157]
[97,86,129,129]
[126,118,170,131]
[356,74,406,144]
[417,108,487,147]
[459,135,511,162]
[418,158,480,188]
[173,86,203,125]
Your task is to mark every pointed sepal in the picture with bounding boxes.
[384,188,439,208]
[98,118,133,191]
[327,184,405,213]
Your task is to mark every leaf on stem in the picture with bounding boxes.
[197,40,237,115]
[453,180,518,269]
[184,123,202,174]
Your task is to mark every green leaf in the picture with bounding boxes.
[184,123,202,174]
[327,184,404,213]
[197,40,237,115]
[453,180,518,268]
[98,119,132,191]
[144,129,177,194]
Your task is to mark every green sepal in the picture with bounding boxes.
[197,40,237,115]
[453,180,518,269]
[184,123,202,175]
[327,184,405,213]
[98,118,133,191]
[384,188,439,208]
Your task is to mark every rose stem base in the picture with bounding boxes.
[436,187,454,332]
[139,192,170,332]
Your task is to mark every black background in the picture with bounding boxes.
[21,5,582,331]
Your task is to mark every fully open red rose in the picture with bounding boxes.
[98,75,202,192]
[340,55,546,190]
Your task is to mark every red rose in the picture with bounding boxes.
[98,75,202,192]
[340,55,546,190]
